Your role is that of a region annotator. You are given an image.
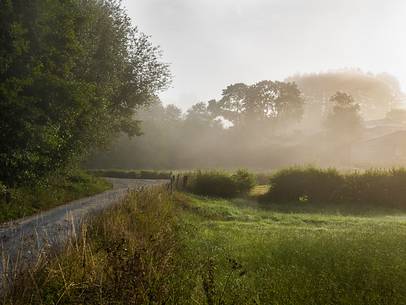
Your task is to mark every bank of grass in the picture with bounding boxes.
[3,188,178,304]
[0,171,111,223]
[5,190,406,304]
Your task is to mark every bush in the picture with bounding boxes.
[341,169,406,208]
[266,166,406,208]
[232,169,256,194]
[187,170,255,198]
[268,166,344,203]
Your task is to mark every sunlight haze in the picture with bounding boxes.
[125,0,406,108]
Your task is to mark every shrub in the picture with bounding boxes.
[266,166,406,208]
[232,169,256,194]
[187,170,255,198]
[341,168,406,208]
[268,166,344,203]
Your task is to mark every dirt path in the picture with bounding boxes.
[0,178,168,288]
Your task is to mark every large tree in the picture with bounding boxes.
[209,80,304,129]
[0,0,170,185]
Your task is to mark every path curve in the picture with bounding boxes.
[0,178,169,288]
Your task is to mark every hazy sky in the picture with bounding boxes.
[124,0,406,109]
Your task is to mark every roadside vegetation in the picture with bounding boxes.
[3,187,178,304]
[186,170,256,198]
[265,166,406,210]
[0,170,111,223]
[90,169,172,180]
[0,0,169,223]
[4,182,406,304]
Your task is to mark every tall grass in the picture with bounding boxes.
[2,187,178,304]
[266,166,406,208]
[174,193,406,305]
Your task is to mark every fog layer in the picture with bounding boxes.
[88,70,406,170]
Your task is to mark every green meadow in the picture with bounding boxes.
[173,193,406,305]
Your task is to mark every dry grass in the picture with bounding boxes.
[2,187,178,305]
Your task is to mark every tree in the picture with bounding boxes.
[0,0,170,186]
[210,80,304,129]
[287,70,403,121]
[325,92,363,137]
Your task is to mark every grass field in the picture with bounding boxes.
[5,189,406,304]
[174,193,406,305]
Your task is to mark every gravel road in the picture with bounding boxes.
[0,178,169,288]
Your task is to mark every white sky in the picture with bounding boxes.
[124,0,406,109]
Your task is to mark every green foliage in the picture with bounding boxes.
[266,166,406,208]
[209,80,304,128]
[268,166,344,203]
[231,169,256,194]
[187,170,255,198]
[0,170,111,223]
[0,0,170,186]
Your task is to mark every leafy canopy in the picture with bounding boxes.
[209,80,304,128]
[0,0,170,186]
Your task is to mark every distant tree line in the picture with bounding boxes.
[0,0,170,186]
[88,70,404,170]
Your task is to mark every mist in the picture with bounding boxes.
[88,70,406,170]
[124,0,406,109]
[86,0,406,171]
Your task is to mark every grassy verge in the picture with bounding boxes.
[0,171,111,223]
[5,190,406,304]
[3,188,178,304]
